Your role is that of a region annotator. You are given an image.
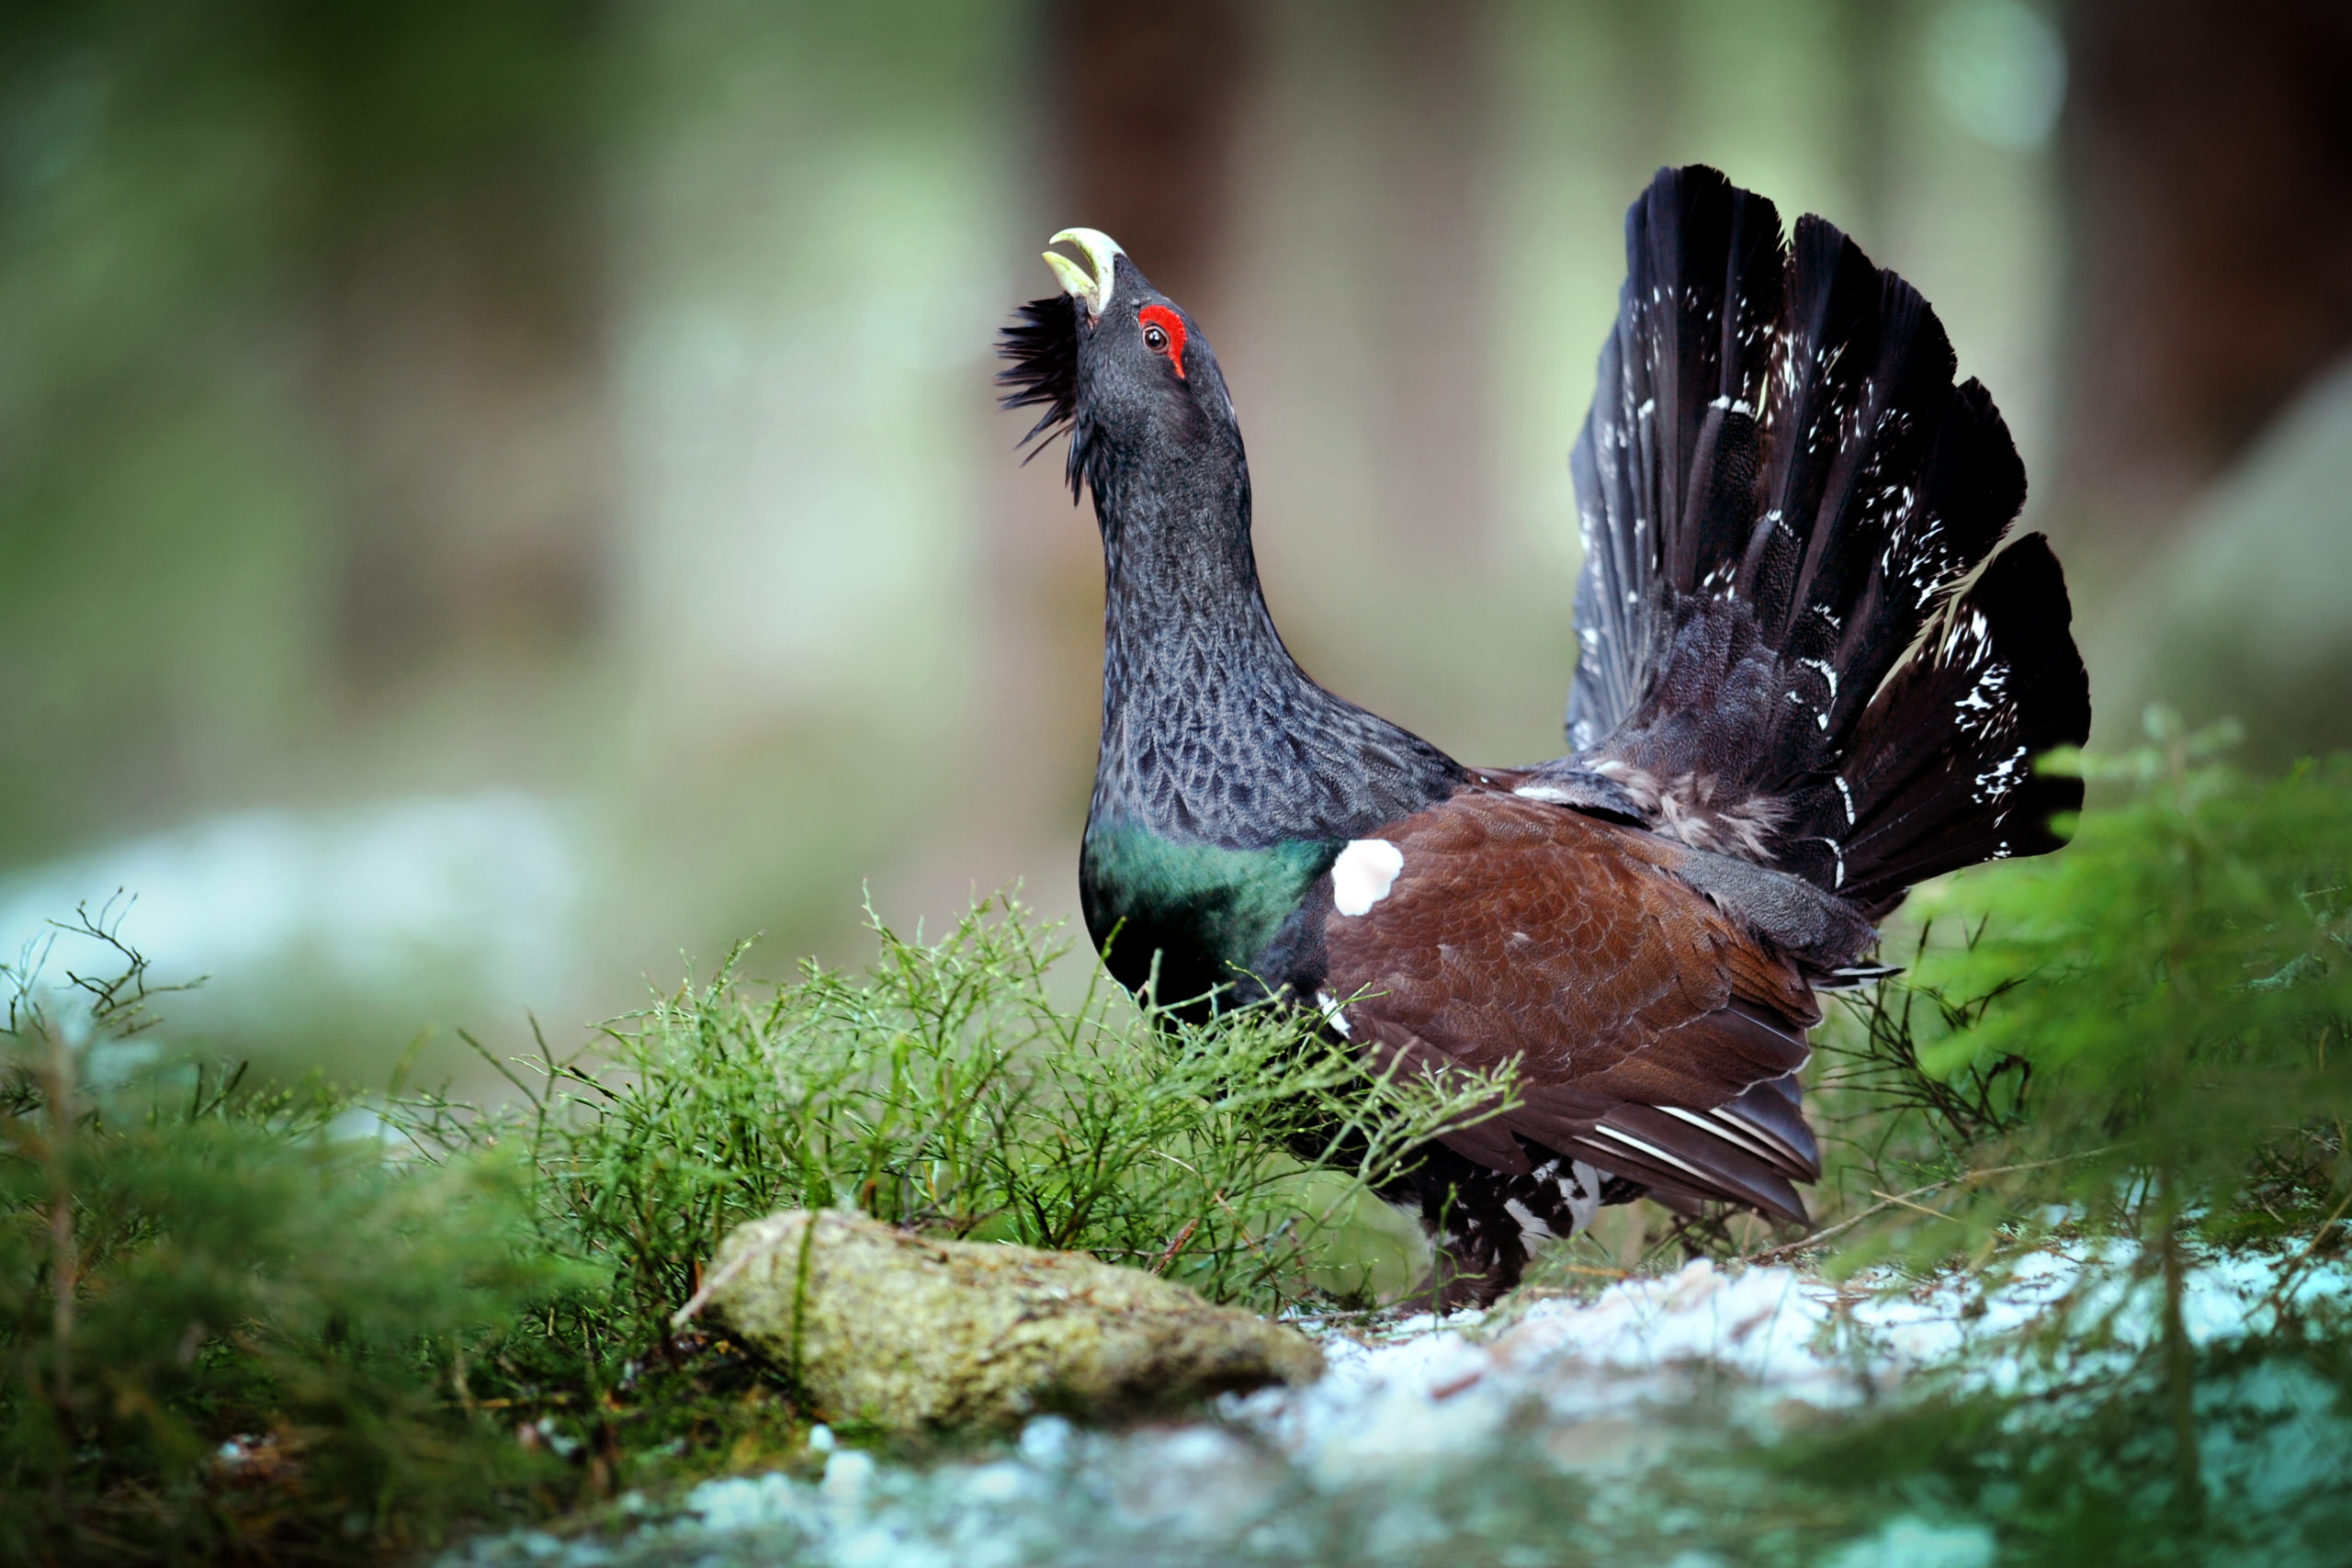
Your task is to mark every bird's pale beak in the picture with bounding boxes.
[1045,228,1124,321]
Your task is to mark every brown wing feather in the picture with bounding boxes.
[1323,791,1822,1220]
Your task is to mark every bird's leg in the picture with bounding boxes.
[1392,1144,1628,1310]
[1389,1146,1539,1310]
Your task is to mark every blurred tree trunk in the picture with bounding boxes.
[2058,0,2352,549]
[277,2,617,690]
[1048,0,1252,311]
[317,168,615,688]
[1357,0,1498,567]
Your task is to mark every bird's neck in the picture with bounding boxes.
[1099,477,1298,716]
[1088,454,1461,848]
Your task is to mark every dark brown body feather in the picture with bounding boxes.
[1323,791,1819,1223]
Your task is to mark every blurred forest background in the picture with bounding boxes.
[2,0,2348,1082]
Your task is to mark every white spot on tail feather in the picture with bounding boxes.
[1659,1105,1781,1167]
[1974,745,2031,802]
[1330,839,1405,917]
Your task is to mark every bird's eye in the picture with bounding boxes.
[1136,304,1188,378]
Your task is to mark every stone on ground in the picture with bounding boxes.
[694,1209,1324,1432]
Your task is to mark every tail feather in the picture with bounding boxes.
[1566,165,2087,910]
[1567,170,1782,744]
[1779,536,2091,915]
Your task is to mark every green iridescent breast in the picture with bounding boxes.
[1079,818,1340,1010]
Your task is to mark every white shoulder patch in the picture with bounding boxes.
[1330,838,1405,917]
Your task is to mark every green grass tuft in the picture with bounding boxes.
[520,891,1510,1325]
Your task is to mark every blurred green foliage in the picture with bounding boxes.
[1763,1325,2352,1567]
[1813,708,2352,1260]
[0,894,1500,1559]
[0,0,605,858]
[1928,714,2350,1219]
[0,911,582,1560]
[1776,710,2352,1542]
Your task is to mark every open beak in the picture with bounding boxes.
[1044,228,1124,321]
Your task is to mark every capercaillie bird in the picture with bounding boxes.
[997,165,2090,1305]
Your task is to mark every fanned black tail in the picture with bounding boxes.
[1566,165,2089,916]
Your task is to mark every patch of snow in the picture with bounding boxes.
[446,1246,2352,1568]
[0,792,589,1031]
[1822,1516,1996,1568]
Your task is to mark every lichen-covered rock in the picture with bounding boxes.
[691,1210,1324,1432]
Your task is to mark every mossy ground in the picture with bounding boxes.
[0,889,1501,1561]
[5,713,2350,1564]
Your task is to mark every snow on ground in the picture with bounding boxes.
[448,1242,2352,1568]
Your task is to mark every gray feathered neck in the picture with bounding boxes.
[1086,433,1462,849]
